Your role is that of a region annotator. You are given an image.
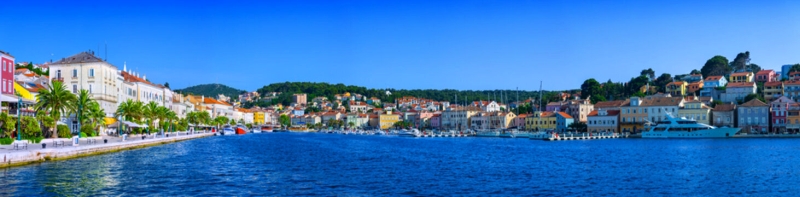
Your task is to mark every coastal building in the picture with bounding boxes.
[764,81,784,101]
[755,70,777,83]
[729,72,753,83]
[711,103,736,127]
[514,113,529,129]
[430,113,441,129]
[677,98,710,125]
[48,51,120,117]
[546,102,563,112]
[441,106,480,130]
[782,64,794,80]
[684,74,704,83]
[620,97,649,133]
[379,111,399,129]
[555,112,574,132]
[738,99,769,134]
[687,81,704,95]
[293,93,307,105]
[349,100,369,113]
[787,103,800,134]
[525,111,556,131]
[0,50,15,105]
[321,111,342,123]
[346,113,369,129]
[472,100,501,112]
[720,82,756,103]
[783,80,800,102]
[790,72,800,81]
[564,97,593,123]
[700,75,727,100]
[666,81,687,96]
[642,97,684,123]
[770,96,794,133]
[587,109,619,133]
[593,99,629,111]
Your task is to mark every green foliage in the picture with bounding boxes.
[15,63,48,76]
[279,114,291,126]
[28,136,44,144]
[81,124,94,136]
[245,123,252,128]
[568,122,588,132]
[174,83,245,102]
[653,73,672,92]
[0,112,15,138]
[57,125,71,138]
[640,68,655,79]
[631,91,646,98]
[789,64,800,73]
[80,132,88,138]
[731,51,750,72]
[627,76,650,95]
[250,82,558,108]
[35,80,77,138]
[743,93,765,103]
[690,69,701,75]
[701,55,731,78]
[580,78,602,99]
[711,100,723,108]
[21,116,41,138]
[0,138,13,145]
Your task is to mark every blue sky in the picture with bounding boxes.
[1,0,799,91]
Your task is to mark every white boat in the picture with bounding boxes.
[221,125,236,135]
[397,129,421,137]
[252,128,261,133]
[643,113,740,138]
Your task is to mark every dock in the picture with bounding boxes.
[540,133,628,141]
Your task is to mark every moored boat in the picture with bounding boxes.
[221,125,235,135]
[642,113,740,138]
[261,125,273,132]
[235,125,247,135]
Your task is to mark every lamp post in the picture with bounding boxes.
[17,97,21,141]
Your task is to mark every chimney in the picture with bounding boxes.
[143,75,146,81]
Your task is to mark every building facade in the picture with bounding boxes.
[738,99,769,134]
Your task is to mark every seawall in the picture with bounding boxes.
[1,133,213,169]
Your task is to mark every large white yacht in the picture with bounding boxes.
[643,113,740,138]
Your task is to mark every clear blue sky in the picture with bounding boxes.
[1,0,799,91]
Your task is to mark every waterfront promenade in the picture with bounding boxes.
[0,131,213,168]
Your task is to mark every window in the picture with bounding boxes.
[57,70,61,79]
[73,69,77,77]
[89,69,94,77]
[89,84,93,93]
[73,85,77,93]
[1,79,5,92]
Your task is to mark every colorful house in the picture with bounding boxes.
[787,103,800,134]
[620,97,648,133]
[700,75,727,100]
[525,111,556,131]
[770,96,794,133]
[555,112,574,132]
[687,81,704,95]
[738,99,770,134]
[711,103,736,127]
[783,80,800,102]
[729,72,754,83]
[720,82,756,103]
[587,109,620,133]
[763,81,784,101]
[379,111,400,129]
[755,69,777,83]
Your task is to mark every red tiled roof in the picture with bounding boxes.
[730,72,751,77]
[557,112,573,119]
[756,70,774,75]
[765,81,783,87]
[726,82,755,88]
[740,99,768,107]
[705,76,723,81]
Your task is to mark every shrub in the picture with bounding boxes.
[79,132,88,138]
[0,137,13,145]
[25,136,43,144]
[80,124,94,136]
[57,125,71,138]
[21,116,41,138]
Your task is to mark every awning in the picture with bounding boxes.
[0,94,35,104]
[109,120,145,128]
[104,117,117,125]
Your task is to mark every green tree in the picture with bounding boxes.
[743,93,765,103]
[788,64,800,73]
[640,68,655,80]
[690,69,701,75]
[627,75,650,95]
[580,78,603,100]
[21,116,42,139]
[279,114,291,126]
[653,73,673,92]
[731,51,750,72]
[36,110,56,138]
[34,80,77,138]
[0,112,15,138]
[84,101,106,136]
[701,55,731,78]
[568,122,588,132]
[348,121,355,128]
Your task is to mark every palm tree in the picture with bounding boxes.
[35,80,76,138]
[164,110,177,132]
[143,101,160,133]
[85,101,106,136]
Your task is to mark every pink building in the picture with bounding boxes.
[430,113,441,128]
[0,50,14,96]
[755,69,777,83]
[515,113,529,129]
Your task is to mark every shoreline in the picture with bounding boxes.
[1,132,213,169]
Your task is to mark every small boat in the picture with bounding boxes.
[261,126,273,133]
[221,125,235,135]
[251,128,261,133]
[397,129,421,137]
[235,125,247,135]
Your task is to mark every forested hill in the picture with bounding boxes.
[254,82,573,106]
[175,84,245,100]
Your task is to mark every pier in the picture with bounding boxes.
[540,133,628,141]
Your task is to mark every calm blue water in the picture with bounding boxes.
[1,133,800,196]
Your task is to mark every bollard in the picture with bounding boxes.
[42,143,46,149]
[104,139,108,143]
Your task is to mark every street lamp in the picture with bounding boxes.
[16,97,21,141]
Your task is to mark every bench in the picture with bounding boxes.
[13,141,28,150]
[86,138,97,145]
[54,140,65,147]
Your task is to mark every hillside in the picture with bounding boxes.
[248,82,572,109]
[175,84,245,100]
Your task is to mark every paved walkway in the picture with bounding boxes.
[0,131,214,157]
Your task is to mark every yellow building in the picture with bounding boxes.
[729,72,754,83]
[254,111,265,124]
[677,99,711,125]
[379,112,400,129]
[525,111,556,131]
[666,81,687,96]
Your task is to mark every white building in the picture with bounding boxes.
[720,82,756,103]
[48,51,120,117]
